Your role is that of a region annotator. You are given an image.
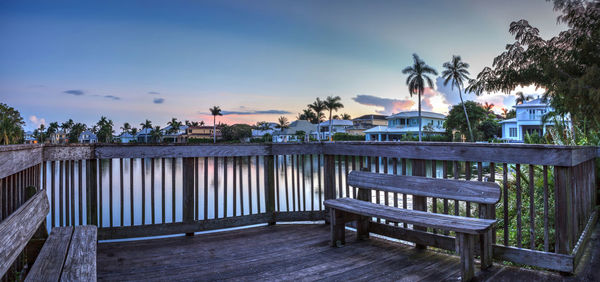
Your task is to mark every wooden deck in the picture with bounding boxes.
[97,224,573,281]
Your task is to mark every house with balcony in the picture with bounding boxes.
[499,98,570,142]
[346,115,388,136]
[49,130,68,144]
[364,111,446,141]
[162,125,188,143]
[318,119,353,140]
[78,130,98,143]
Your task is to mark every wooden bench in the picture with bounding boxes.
[0,190,97,281]
[324,170,501,281]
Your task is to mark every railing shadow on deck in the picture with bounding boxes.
[1,141,598,275]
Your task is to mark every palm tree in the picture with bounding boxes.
[501,108,509,118]
[441,55,473,142]
[308,98,326,140]
[121,122,132,134]
[61,119,74,134]
[483,102,495,113]
[150,126,163,143]
[140,119,152,143]
[276,116,290,129]
[340,113,351,120]
[323,96,344,141]
[209,106,222,143]
[166,118,183,143]
[298,108,318,123]
[131,127,139,136]
[515,91,533,105]
[403,54,438,141]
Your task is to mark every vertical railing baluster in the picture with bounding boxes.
[182,157,194,236]
[543,165,549,252]
[529,164,536,250]
[130,158,134,226]
[503,163,509,246]
[71,160,75,226]
[256,155,261,213]
[248,156,253,215]
[233,157,238,216]
[195,158,199,220]
[238,157,244,216]
[141,159,145,225]
[224,157,228,217]
[284,155,290,212]
[59,160,64,226]
[109,159,113,227]
[172,158,176,222]
[204,158,208,220]
[290,155,295,212]
[162,158,166,223]
[516,163,522,248]
[150,158,155,225]
[120,158,124,226]
[214,157,219,219]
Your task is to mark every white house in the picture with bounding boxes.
[272,120,317,143]
[364,111,446,141]
[499,98,570,142]
[162,125,188,143]
[252,122,279,138]
[78,130,98,143]
[318,119,353,140]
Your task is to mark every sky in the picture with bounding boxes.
[0,0,566,131]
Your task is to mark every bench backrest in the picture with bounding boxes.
[347,170,501,205]
[0,190,49,277]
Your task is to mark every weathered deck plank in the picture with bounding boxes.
[97,224,568,281]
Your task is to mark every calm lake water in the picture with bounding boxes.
[44,156,465,231]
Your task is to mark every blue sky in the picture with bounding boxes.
[0,0,564,130]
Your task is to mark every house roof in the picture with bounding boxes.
[514,98,549,108]
[120,132,134,138]
[386,111,446,120]
[275,120,317,135]
[499,118,517,124]
[319,119,353,126]
[79,130,97,139]
[352,114,388,121]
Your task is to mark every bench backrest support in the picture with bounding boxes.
[0,190,49,277]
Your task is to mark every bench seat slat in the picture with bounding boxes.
[61,225,98,282]
[26,226,74,282]
[348,171,501,204]
[324,198,495,234]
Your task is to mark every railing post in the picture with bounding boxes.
[265,155,276,225]
[86,159,98,226]
[324,154,336,223]
[412,159,427,249]
[554,166,573,254]
[183,157,195,236]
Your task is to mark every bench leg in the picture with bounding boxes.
[330,209,346,247]
[456,232,475,281]
[480,229,493,270]
[356,215,370,240]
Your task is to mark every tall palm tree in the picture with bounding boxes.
[121,122,132,134]
[209,106,222,143]
[441,55,473,142]
[403,54,438,141]
[323,96,344,141]
[167,117,183,143]
[140,119,152,143]
[61,119,74,134]
[340,113,351,120]
[308,98,326,140]
[501,108,509,118]
[515,91,533,105]
[298,108,318,123]
[276,116,289,129]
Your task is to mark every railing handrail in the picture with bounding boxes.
[1,142,598,179]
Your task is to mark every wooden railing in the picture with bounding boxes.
[0,142,597,274]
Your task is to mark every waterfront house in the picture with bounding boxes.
[346,114,388,136]
[499,98,571,142]
[162,125,188,143]
[136,128,152,143]
[364,111,446,141]
[251,122,279,138]
[23,131,37,144]
[185,126,221,141]
[118,132,136,143]
[78,130,98,143]
[49,130,68,144]
[272,120,317,142]
[318,119,353,140]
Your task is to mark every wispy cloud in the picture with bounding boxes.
[148,91,160,95]
[104,95,120,100]
[64,89,84,96]
[153,98,165,104]
[220,109,292,115]
[352,94,414,115]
